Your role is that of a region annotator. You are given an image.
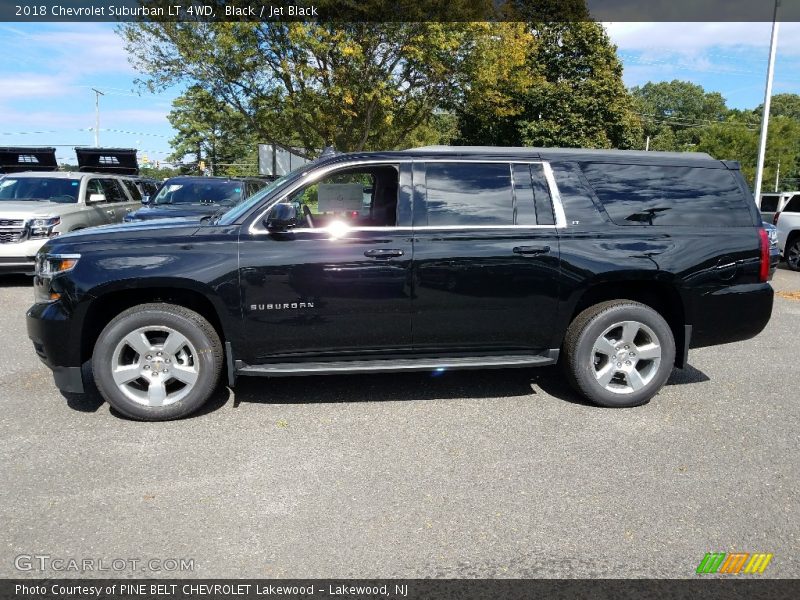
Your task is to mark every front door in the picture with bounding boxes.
[238,162,414,363]
[411,161,561,354]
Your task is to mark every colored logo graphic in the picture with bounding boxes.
[696,552,773,574]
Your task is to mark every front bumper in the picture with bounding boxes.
[0,238,47,275]
[27,300,85,393]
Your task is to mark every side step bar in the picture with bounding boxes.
[236,350,559,377]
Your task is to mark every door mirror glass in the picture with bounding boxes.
[87,193,106,203]
[265,203,297,231]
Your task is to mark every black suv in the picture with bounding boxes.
[27,147,773,420]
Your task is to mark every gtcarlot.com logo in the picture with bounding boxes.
[14,554,195,573]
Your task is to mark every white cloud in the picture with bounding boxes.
[0,74,74,100]
[605,22,800,56]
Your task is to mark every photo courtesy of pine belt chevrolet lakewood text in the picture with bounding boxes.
[26,146,774,420]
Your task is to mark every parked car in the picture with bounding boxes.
[759,191,800,224]
[123,176,266,222]
[132,177,161,200]
[774,194,800,271]
[0,171,141,274]
[27,146,773,420]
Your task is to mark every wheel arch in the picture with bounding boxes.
[565,279,687,367]
[79,279,232,364]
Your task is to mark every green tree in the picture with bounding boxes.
[456,22,641,149]
[167,85,256,175]
[758,93,800,120]
[697,114,800,190]
[630,80,729,151]
[119,21,511,155]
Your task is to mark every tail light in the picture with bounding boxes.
[773,212,780,225]
[758,227,770,282]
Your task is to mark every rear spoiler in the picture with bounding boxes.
[75,147,139,175]
[0,147,58,173]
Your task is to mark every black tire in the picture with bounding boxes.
[786,237,800,271]
[92,303,223,421]
[562,300,675,408]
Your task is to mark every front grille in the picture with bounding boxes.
[0,219,24,227]
[0,230,24,244]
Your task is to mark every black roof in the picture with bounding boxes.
[307,146,733,170]
[0,147,58,173]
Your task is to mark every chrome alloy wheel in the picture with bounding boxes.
[591,320,662,394]
[110,326,200,407]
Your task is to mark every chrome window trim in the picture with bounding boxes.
[246,157,568,235]
[541,161,567,228]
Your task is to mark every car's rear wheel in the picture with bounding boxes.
[563,300,675,408]
[786,237,800,271]
[92,303,223,421]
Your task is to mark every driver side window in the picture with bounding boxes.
[287,165,399,229]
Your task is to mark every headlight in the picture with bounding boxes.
[36,253,80,277]
[28,216,61,239]
[33,253,80,303]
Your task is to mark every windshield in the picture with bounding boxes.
[216,167,313,225]
[152,179,245,206]
[0,177,79,203]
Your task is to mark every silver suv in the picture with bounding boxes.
[0,171,140,274]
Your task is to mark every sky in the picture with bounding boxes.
[1,21,799,164]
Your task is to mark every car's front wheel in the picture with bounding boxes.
[92,303,223,421]
[562,300,676,408]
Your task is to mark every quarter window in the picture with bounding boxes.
[582,163,752,227]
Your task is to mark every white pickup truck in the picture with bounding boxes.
[774,194,800,271]
[0,171,141,274]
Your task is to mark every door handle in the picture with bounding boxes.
[364,248,404,259]
[513,245,550,256]
[106,210,115,216]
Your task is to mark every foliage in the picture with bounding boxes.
[631,80,729,151]
[166,85,257,176]
[455,22,641,149]
[119,21,503,155]
[697,114,800,191]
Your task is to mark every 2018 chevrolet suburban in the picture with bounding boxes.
[26,147,773,420]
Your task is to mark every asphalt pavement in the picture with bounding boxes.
[0,268,798,578]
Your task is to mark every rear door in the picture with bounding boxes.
[83,178,117,226]
[410,160,561,354]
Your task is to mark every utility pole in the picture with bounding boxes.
[754,0,780,206]
[91,88,104,147]
[775,160,781,192]
[645,136,650,152]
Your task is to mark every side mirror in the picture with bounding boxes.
[141,195,150,205]
[265,203,297,231]
[87,193,106,203]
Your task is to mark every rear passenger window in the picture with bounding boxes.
[100,179,126,203]
[121,179,141,201]
[760,195,779,212]
[582,163,752,227]
[784,196,800,213]
[424,163,513,226]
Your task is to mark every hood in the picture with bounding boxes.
[126,204,224,221]
[0,200,77,219]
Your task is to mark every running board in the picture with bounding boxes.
[236,350,559,377]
